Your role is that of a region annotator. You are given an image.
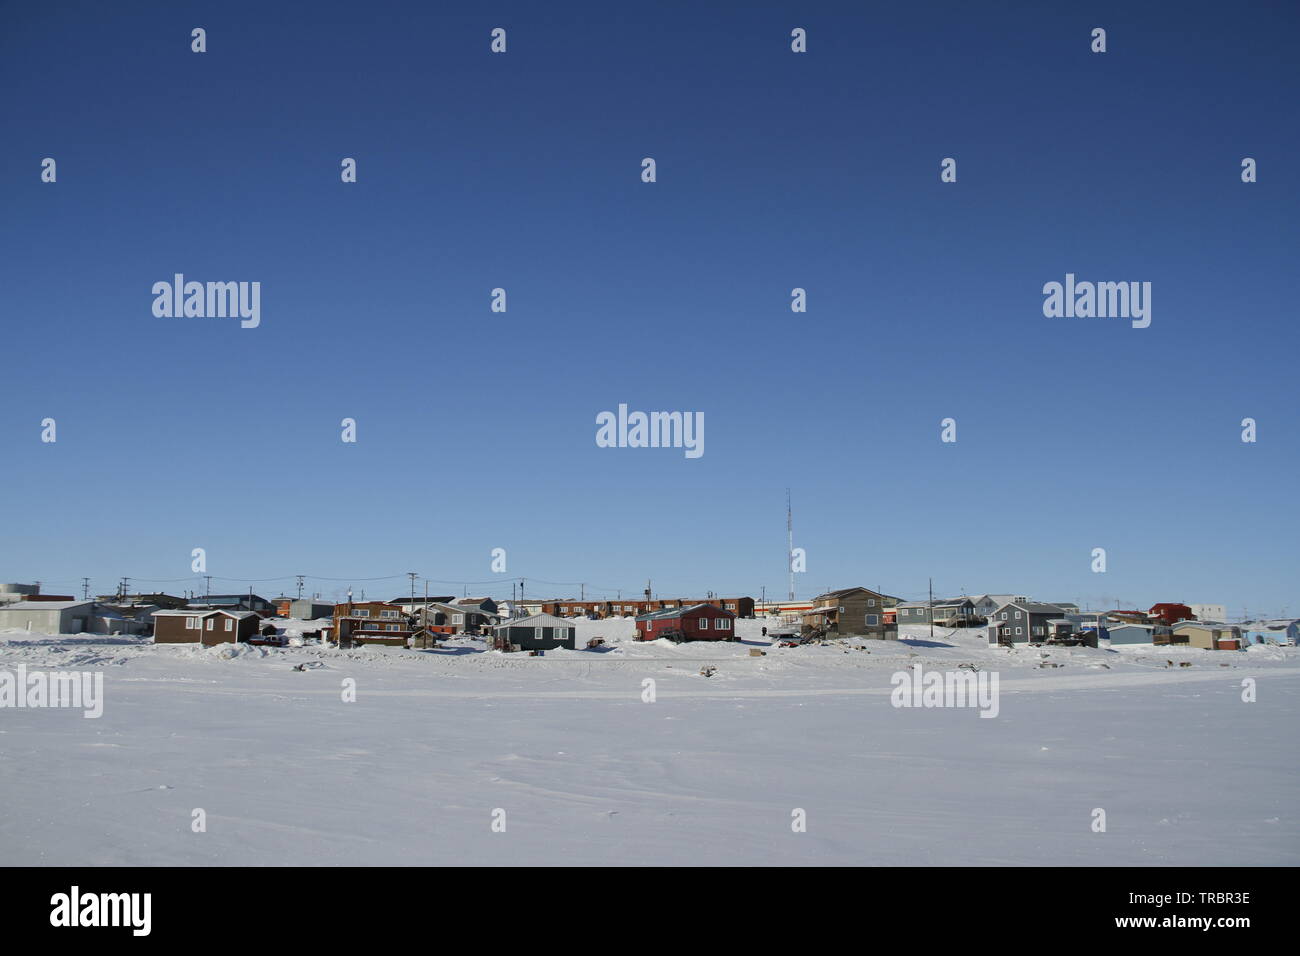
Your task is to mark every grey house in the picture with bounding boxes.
[987,601,1066,645]
[493,613,576,651]
[896,598,977,626]
[970,594,1031,619]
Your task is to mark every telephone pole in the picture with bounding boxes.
[81,577,90,600]
[786,488,795,600]
[929,577,934,641]
[296,575,305,599]
[408,571,418,603]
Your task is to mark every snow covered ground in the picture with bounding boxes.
[1,619,1296,866]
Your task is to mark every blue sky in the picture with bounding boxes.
[2,1,1296,615]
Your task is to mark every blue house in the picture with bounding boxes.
[1106,622,1155,645]
[1243,620,1298,646]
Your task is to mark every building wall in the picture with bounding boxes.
[0,605,92,634]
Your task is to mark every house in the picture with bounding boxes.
[801,587,899,639]
[1243,620,1299,646]
[1188,603,1227,622]
[1170,620,1244,650]
[969,594,1031,619]
[1047,602,1080,615]
[332,601,414,647]
[388,595,457,614]
[1148,603,1196,626]
[635,604,736,642]
[895,598,977,626]
[0,600,97,634]
[187,593,277,616]
[411,602,498,634]
[99,592,189,610]
[93,603,159,635]
[152,609,259,645]
[457,597,499,615]
[274,597,337,619]
[1107,622,1156,645]
[493,614,577,651]
[986,601,1066,645]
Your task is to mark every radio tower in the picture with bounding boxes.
[787,488,795,600]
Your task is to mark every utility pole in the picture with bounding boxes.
[786,488,795,600]
[118,577,130,601]
[929,577,934,641]
[81,577,90,600]
[408,571,418,603]
[204,575,212,598]
[296,575,305,599]
[580,583,585,602]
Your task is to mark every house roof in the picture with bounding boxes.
[494,613,573,630]
[813,587,898,600]
[992,601,1065,616]
[635,603,727,621]
[0,600,94,612]
[152,609,257,620]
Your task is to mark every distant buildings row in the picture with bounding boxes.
[0,582,1290,652]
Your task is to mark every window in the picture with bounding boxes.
[1033,626,1043,635]
[354,609,370,617]
[186,617,198,630]
[716,619,730,629]
[386,624,401,632]
[868,599,876,607]
[1000,612,1008,620]
[866,614,879,626]
[206,619,215,630]
[700,618,709,629]
[453,614,464,624]
[381,610,398,618]
[224,619,233,632]
[535,627,543,641]
[1014,610,1022,619]
[1015,627,1022,635]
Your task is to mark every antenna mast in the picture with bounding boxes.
[787,488,795,600]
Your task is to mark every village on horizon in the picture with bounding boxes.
[0,580,1293,656]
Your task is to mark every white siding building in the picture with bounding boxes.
[0,600,96,634]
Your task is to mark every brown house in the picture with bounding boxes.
[802,587,899,639]
[332,601,414,647]
[152,609,260,645]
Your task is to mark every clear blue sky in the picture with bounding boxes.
[2,1,1296,616]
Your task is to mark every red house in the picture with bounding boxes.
[1148,603,1196,626]
[635,603,736,642]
